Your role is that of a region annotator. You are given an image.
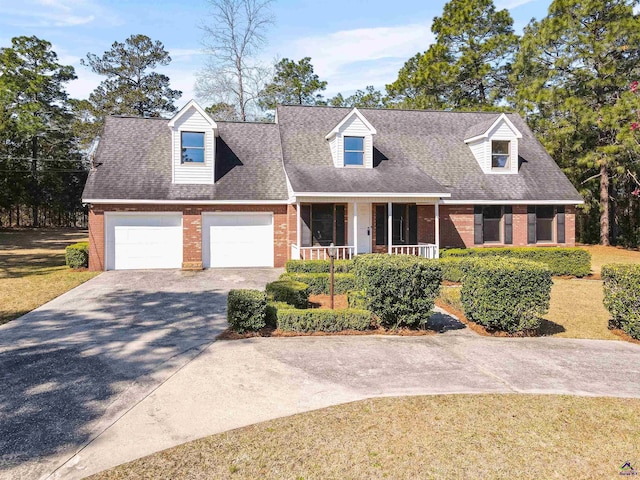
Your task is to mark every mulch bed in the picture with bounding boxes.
[607,320,640,345]
[309,294,348,309]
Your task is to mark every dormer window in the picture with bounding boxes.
[344,136,364,166]
[181,132,205,163]
[491,140,510,169]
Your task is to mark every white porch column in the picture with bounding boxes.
[435,201,440,258]
[353,202,358,258]
[388,201,393,254]
[296,201,301,259]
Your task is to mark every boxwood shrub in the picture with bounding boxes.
[279,272,357,295]
[460,258,552,333]
[227,289,267,333]
[441,247,591,277]
[437,257,469,283]
[265,280,310,308]
[285,259,354,273]
[347,290,367,309]
[353,254,442,329]
[65,242,89,268]
[276,308,373,332]
[602,264,640,339]
[265,301,291,327]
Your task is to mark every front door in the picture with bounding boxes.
[356,203,371,254]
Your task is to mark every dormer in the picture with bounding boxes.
[464,113,522,175]
[325,108,377,168]
[168,100,218,184]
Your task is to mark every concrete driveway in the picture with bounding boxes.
[0,268,282,480]
[57,320,640,479]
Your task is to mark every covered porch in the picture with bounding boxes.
[290,197,441,260]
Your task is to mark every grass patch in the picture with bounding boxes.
[88,394,640,480]
[0,228,99,325]
[580,244,640,276]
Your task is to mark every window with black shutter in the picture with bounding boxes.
[557,206,565,243]
[504,206,513,244]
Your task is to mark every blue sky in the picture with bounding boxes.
[0,0,554,107]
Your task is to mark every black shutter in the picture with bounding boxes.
[527,205,536,244]
[474,206,483,245]
[504,206,513,244]
[375,205,387,246]
[301,204,312,247]
[335,205,346,246]
[557,206,565,244]
[408,204,418,245]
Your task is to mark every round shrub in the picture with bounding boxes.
[65,242,89,268]
[602,264,640,339]
[227,289,267,333]
[353,254,442,329]
[265,280,310,308]
[460,258,552,333]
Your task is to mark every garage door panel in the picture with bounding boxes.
[106,214,183,270]
[203,213,273,268]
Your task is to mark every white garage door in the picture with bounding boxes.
[203,213,274,268]
[106,213,183,270]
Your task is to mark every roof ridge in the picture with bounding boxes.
[276,104,516,115]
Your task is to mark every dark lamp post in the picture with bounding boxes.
[327,243,337,310]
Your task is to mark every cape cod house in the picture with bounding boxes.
[82,101,583,271]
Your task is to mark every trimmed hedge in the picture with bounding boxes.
[276,308,373,332]
[265,301,291,327]
[353,254,442,329]
[227,289,267,333]
[441,247,591,277]
[460,258,552,333]
[285,259,354,273]
[602,264,640,339]
[347,290,367,309]
[265,280,310,308]
[279,272,357,295]
[65,242,89,268]
[437,257,469,283]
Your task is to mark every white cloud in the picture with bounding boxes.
[268,23,434,97]
[495,0,536,10]
[0,0,119,28]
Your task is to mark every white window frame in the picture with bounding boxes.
[343,136,365,167]
[491,140,511,170]
[180,131,206,165]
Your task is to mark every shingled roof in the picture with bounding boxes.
[83,105,583,203]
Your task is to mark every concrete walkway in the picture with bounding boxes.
[54,321,640,480]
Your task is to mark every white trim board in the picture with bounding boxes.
[440,199,584,205]
[84,199,290,205]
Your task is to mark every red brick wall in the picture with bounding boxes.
[440,204,577,248]
[418,204,436,244]
[440,205,474,248]
[88,203,290,271]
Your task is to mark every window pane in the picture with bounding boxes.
[483,205,502,219]
[537,218,553,241]
[344,136,364,151]
[392,204,406,245]
[335,205,346,246]
[408,204,418,245]
[301,205,312,247]
[182,132,204,148]
[375,205,387,246]
[492,154,509,168]
[483,219,501,242]
[311,204,334,246]
[344,151,363,165]
[491,140,510,168]
[182,147,205,163]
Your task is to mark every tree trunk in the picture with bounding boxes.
[31,136,39,227]
[599,162,610,246]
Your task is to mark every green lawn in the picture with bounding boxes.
[89,394,640,480]
[0,228,99,325]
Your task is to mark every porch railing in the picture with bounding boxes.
[291,244,355,260]
[391,244,439,259]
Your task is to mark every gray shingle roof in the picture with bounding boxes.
[83,105,583,204]
[276,105,583,202]
[82,116,289,201]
